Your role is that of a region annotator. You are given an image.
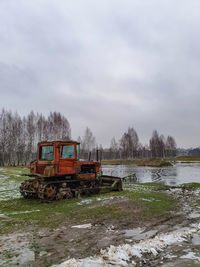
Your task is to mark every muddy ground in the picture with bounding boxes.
[1,190,200,266]
[0,168,200,266]
[36,192,200,267]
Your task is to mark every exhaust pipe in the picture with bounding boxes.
[96,149,99,162]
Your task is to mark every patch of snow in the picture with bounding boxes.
[106,225,115,232]
[8,210,40,215]
[0,213,10,219]
[71,223,92,229]
[180,251,200,262]
[168,188,183,194]
[0,232,34,266]
[124,184,154,193]
[96,196,115,201]
[55,258,106,267]
[0,189,21,201]
[77,196,123,206]
[164,254,177,259]
[140,198,152,202]
[39,251,48,257]
[0,175,8,179]
[188,212,200,219]
[194,189,200,196]
[77,199,93,205]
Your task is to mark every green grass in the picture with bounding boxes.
[0,183,176,234]
[196,200,200,206]
[0,197,82,234]
[180,183,200,189]
[78,204,126,220]
[0,193,126,234]
[0,167,177,235]
[0,167,29,201]
[118,189,175,216]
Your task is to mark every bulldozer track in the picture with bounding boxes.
[20,176,122,201]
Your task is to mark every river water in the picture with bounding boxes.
[102,162,200,185]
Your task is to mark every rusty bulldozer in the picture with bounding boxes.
[20,140,122,200]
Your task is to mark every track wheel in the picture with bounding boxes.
[43,184,57,200]
[64,188,73,199]
[33,180,39,189]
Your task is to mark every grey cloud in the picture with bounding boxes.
[0,0,200,147]
[0,63,37,95]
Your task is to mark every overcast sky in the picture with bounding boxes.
[0,0,200,148]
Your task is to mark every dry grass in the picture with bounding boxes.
[172,156,200,162]
[102,158,172,167]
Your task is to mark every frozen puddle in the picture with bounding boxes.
[56,223,200,266]
[124,228,143,237]
[192,233,200,245]
[124,228,158,240]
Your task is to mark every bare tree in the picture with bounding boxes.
[15,114,26,165]
[37,113,46,142]
[82,127,96,153]
[166,135,177,157]
[0,109,72,165]
[110,137,119,159]
[120,132,128,158]
[6,111,17,165]
[128,127,139,157]
[149,130,160,158]
[26,111,36,162]
[47,112,71,140]
[149,131,171,158]
[0,109,8,165]
[159,134,166,158]
[120,127,139,158]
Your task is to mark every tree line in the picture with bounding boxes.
[0,109,71,165]
[0,109,177,165]
[106,127,176,160]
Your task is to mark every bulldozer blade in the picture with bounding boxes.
[99,175,122,192]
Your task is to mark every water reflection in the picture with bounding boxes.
[102,162,200,185]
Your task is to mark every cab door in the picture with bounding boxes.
[58,143,76,175]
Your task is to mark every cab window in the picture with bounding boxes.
[39,146,54,161]
[60,145,75,159]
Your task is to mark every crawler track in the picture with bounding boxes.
[20,175,122,201]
